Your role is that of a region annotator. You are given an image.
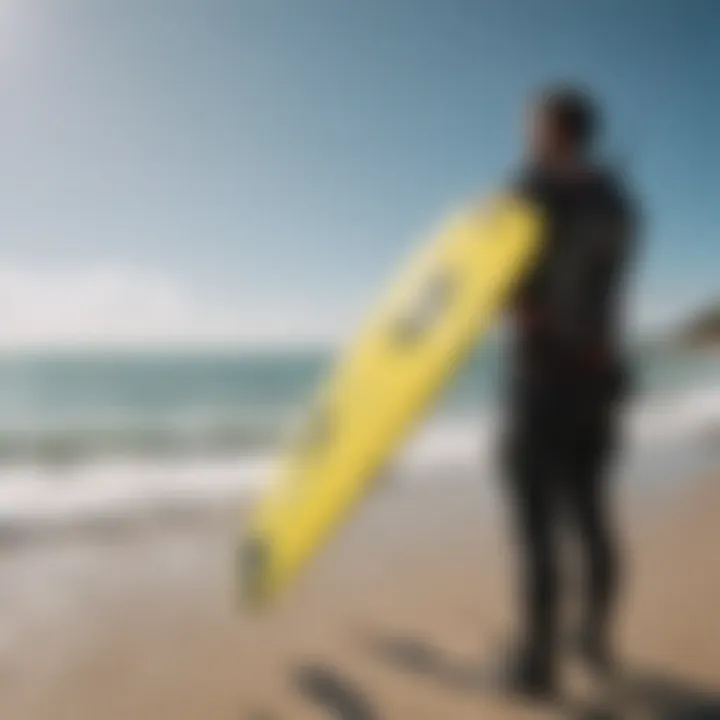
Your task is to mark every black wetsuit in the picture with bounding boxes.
[504,165,637,673]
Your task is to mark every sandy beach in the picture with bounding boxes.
[1,471,719,720]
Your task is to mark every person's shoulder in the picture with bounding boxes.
[593,167,643,243]
[593,166,637,214]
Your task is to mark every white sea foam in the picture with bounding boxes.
[0,387,718,532]
[628,387,720,445]
[0,456,271,530]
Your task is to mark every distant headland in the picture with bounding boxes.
[673,302,720,349]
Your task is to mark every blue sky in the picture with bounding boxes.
[0,0,717,346]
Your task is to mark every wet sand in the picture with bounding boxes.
[1,473,719,719]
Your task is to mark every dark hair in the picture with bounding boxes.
[537,85,600,151]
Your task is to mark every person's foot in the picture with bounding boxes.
[574,629,616,677]
[488,644,558,700]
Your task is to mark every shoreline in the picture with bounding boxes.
[1,431,717,544]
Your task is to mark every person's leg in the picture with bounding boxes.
[564,405,619,669]
[503,412,560,692]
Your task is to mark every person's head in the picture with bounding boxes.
[526,85,601,168]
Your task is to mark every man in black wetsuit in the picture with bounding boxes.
[501,86,637,696]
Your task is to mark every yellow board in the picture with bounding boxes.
[240,195,543,606]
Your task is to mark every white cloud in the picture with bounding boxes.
[0,259,702,350]
[0,259,343,349]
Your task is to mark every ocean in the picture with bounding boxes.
[0,344,718,530]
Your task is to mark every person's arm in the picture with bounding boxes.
[505,169,553,321]
[584,191,640,353]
